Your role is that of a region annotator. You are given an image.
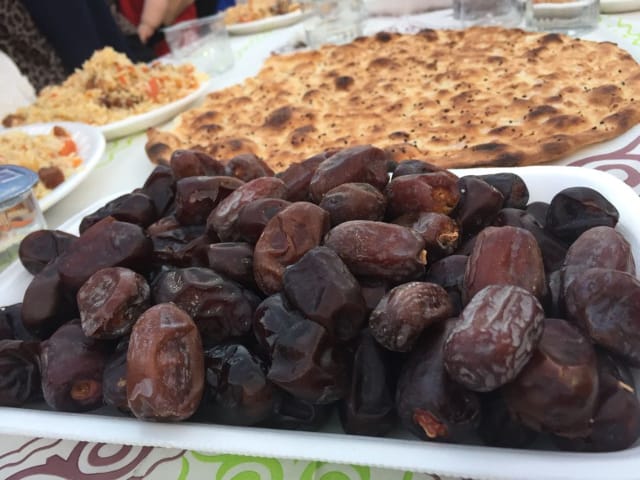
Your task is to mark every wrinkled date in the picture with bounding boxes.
[18,230,77,275]
[40,321,110,412]
[253,202,330,295]
[444,285,545,392]
[153,267,260,345]
[198,343,274,426]
[207,176,288,241]
[546,187,619,243]
[385,172,460,218]
[77,267,150,339]
[503,318,599,438]
[563,226,635,275]
[0,340,41,407]
[463,226,546,303]
[174,176,244,226]
[308,145,389,202]
[369,282,453,352]
[319,182,387,226]
[324,221,426,283]
[283,247,366,341]
[127,303,204,421]
[565,267,640,366]
[396,320,481,443]
[339,330,395,437]
[57,217,152,292]
[267,318,348,405]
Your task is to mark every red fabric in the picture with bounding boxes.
[118,0,197,55]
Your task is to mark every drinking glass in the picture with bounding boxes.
[302,0,365,49]
[525,0,600,35]
[453,0,523,27]
[163,13,234,74]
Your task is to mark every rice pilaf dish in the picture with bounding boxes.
[0,126,82,199]
[224,0,300,24]
[2,48,202,128]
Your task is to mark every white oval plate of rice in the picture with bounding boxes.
[0,122,105,212]
[99,80,210,141]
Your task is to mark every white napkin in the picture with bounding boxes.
[365,0,453,16]
[0,50,36,120]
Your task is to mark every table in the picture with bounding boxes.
[3,8,640,480]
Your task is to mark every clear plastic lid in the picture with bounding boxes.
[0,165,39,208]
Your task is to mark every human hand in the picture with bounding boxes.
[138,22,156,43]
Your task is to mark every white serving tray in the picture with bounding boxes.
[1,166,640,480]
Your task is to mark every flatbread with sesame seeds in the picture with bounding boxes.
[145,27,640,171]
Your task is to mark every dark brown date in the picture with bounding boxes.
[493,208,568,274]
[147,217,209,267]
[396,320,481,443]
[0,340,41,407]
[308,145,389,203]
[174,176,244,226]
[463,226,546,303]
[197,343,274,426]
[546,187,619,243]
[503,318,599,438]
[554,352,640,452]
[267,318,348,404]
[393,212,460,261]
[207,176,288,241]
[319,182,387,226]
[77,267,150,339]
[444,285,544,392]
[339,330,395,436]
[358,278,391,315]
[564,226,635,275]
[424,255,467,305]
[392,159,449,178]
[230,198,291,244]
[141,165,175,217]
[169,149,225,179]
[253,294,306,358]
[283,246,366,341]
[102,338,129,412]
[265,390,332,431]
[324,221,426,283]
[454,176,504,236]
[477,172,529,209]
[478,392,538,448]
[18,230,77,275]
[57,217,152,292]
[21,262,77,339]
[153,267,260,345]
[79,192,158,233]
[276,150,337,202]
[565,267,640,366]
[385,172,460,218]
[0,304,37,342]
[41,321,110,412]
[369,282,453,352]
[253,202,330,295]
[206,242,256,289]
[127,303,204,421]
[224,153,275,181]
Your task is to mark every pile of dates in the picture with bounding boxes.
[2,143,640,453]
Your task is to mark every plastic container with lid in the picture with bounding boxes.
[0,165,47,270]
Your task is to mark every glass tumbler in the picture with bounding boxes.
[453,0,523,27]
[303,0,365,49]
[525,0,600,35]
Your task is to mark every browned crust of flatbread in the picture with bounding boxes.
[146,27,640,170]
